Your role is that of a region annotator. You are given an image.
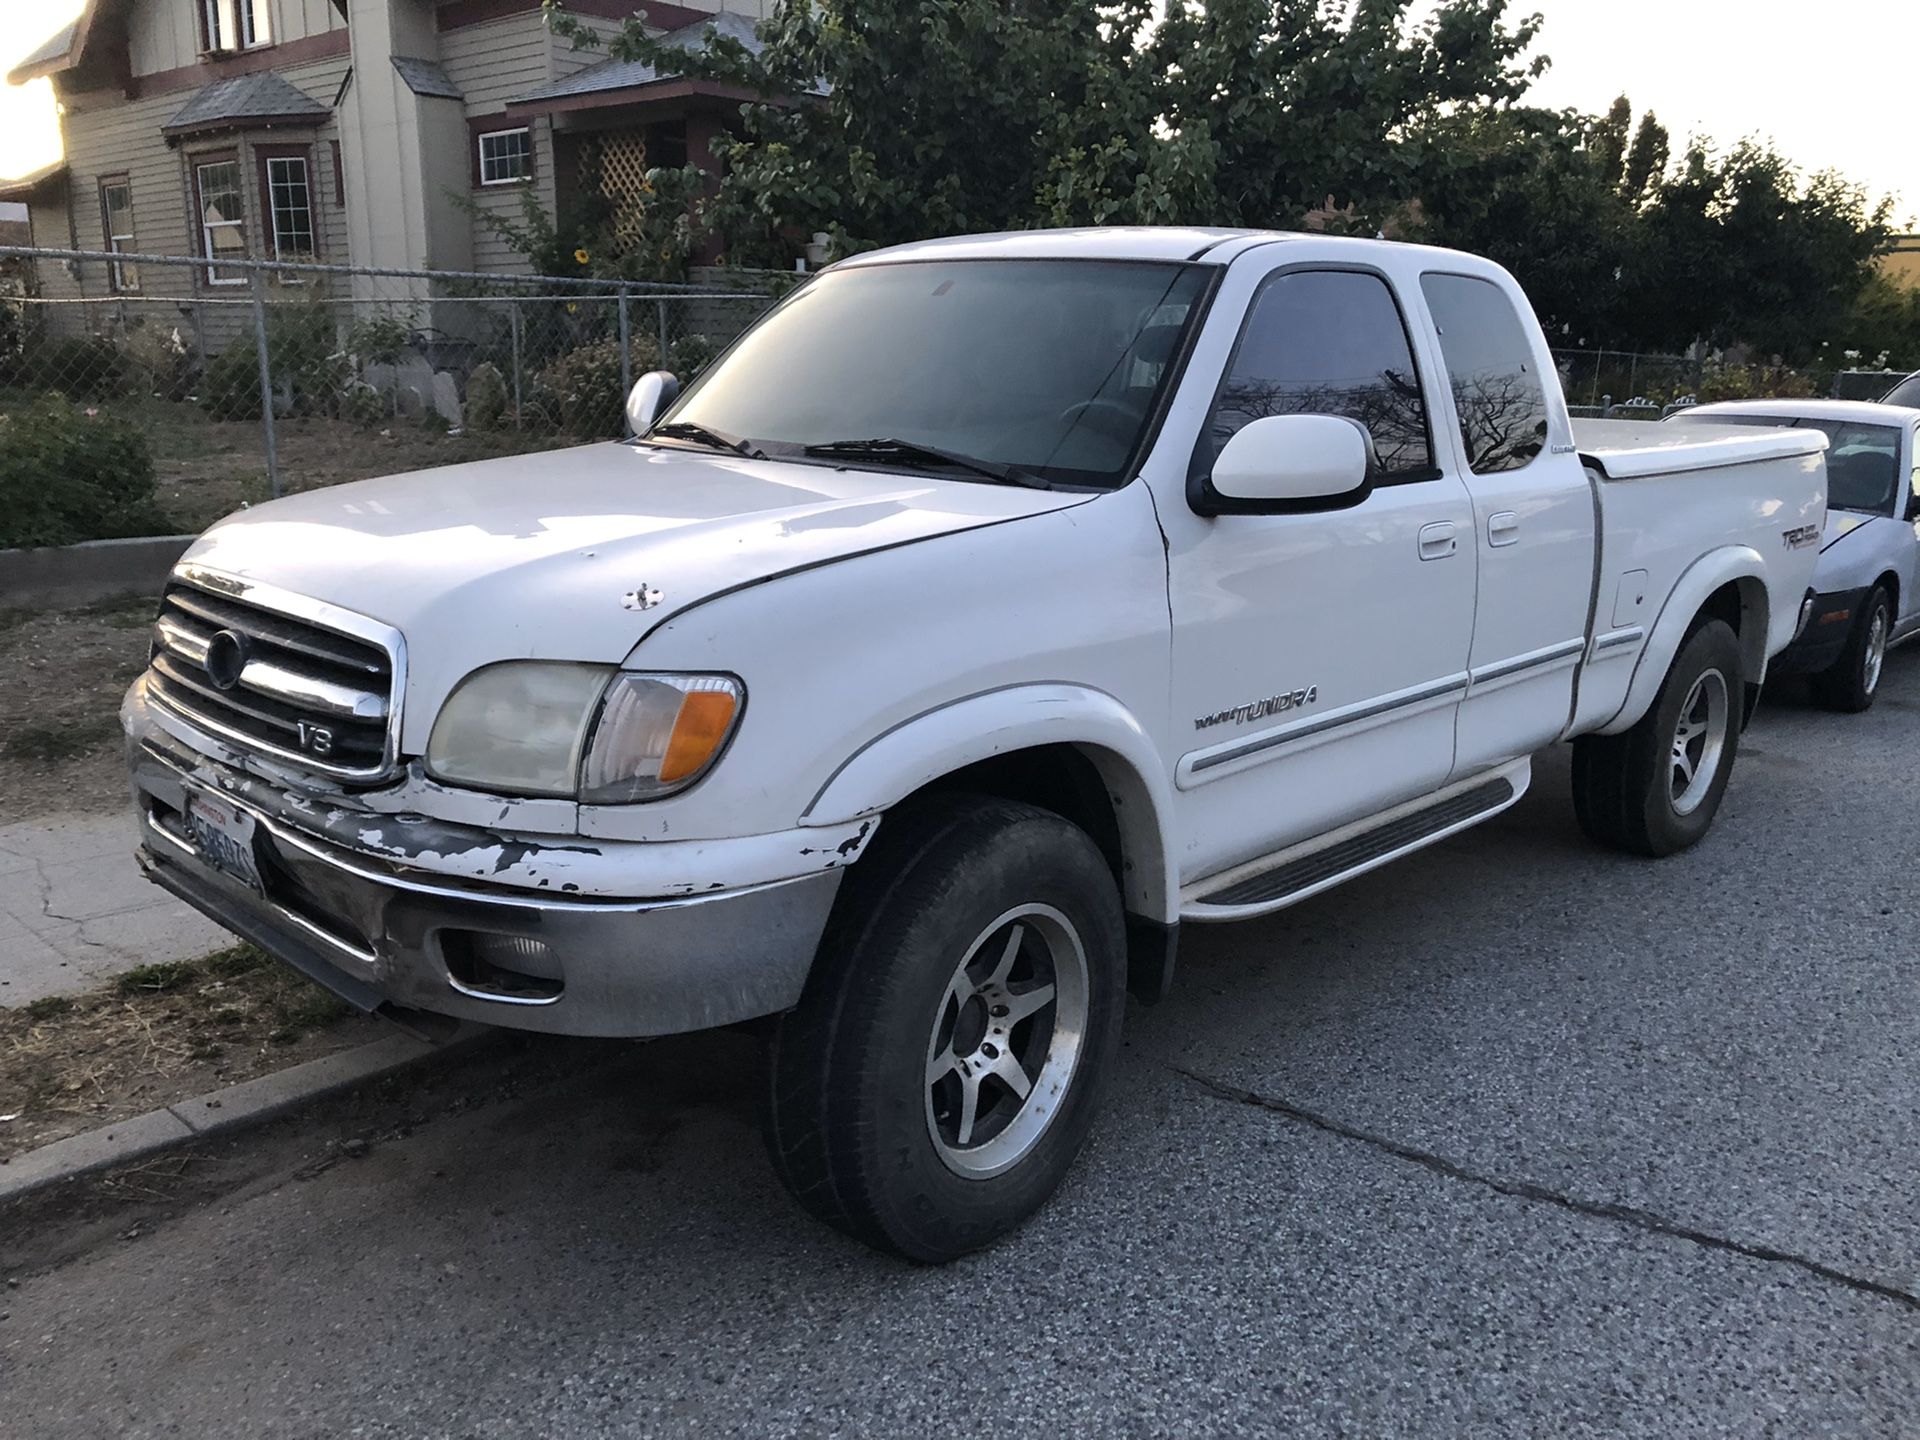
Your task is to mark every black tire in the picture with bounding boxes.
[762,794,1126,1263]
[1811,585,1890,714]
[1572,617,1743,857]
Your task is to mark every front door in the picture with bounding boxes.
[1161,265,1479,882]
[1418,271,1598,776]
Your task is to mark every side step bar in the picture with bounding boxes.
[1183,763,1528,922]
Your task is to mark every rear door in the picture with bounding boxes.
[1418,272,1598,776]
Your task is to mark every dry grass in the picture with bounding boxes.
[0,594,158,822]
[0,944,377,1162]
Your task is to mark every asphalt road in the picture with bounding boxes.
[5,655,1919,1437]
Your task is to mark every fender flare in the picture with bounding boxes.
[1597,546,1770,736]
[800,684,1179,923]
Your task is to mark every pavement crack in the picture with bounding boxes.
[1174,1066,1920,1316]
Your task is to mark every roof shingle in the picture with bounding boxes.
[163,73,331,137]
[510,10,770,105]
[392,56,464,101]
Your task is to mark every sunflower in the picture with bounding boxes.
[574,247,591,265]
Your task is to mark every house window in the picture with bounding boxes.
[202,0,270,53]
[194,159,248,285]
[477,127,533,186]
[99,177,139,293]
[263,155,316,265]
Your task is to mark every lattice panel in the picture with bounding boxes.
[594,129,651,246]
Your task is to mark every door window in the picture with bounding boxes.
[1420,273,1549,474]
[1204,270,1435,481]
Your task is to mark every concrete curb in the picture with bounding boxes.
[0,534,197,608]
[0,1024,488,1204]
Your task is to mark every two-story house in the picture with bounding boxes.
[1,0,773,302]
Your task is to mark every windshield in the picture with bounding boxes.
[1885,373,1920,408]
[1674,413,1903,512]
[657,259,1211,488]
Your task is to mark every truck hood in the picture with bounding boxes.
[180,443,1088,736]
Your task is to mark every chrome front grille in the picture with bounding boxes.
[146,574,401,782]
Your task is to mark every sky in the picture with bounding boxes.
[0,0,1911,224]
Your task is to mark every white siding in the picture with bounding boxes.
[443,12,558,277]
[127,0,347,78]
[45,52,349,306]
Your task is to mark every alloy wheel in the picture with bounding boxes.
[924,903,1089,1179]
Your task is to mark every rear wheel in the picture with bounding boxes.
[1572,618,1742,857]
[763,794,1126,1262]
[1811,585,1890,714]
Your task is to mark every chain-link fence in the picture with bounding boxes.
[1551,346,1836,419]
[0,246,780,541]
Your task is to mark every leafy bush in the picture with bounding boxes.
[1692,361,1820,404]
[22,335,125,401]
[339,380,387,428]
[118,318,197,403]
[669,332,719,383]
[0,397,163,548]
[535,336,648,438]
[197,303,346,420]
[198,338,265,421]
[464,361,511,432]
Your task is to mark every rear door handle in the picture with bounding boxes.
[1488,511,1520,547]
[1417,521,1458,561]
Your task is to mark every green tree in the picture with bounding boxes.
[1621,111,1669,202]
[1592,94,1633,191]
[1630,142,1893,361]
[546,0,1543,256]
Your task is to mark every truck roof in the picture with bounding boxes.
[833,226,1494,270]
[1683,398,1920,426]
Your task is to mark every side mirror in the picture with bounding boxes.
[626,370,682,436]
[1197,413,1375,516]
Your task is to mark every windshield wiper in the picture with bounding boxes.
[649,420,763,458]
[803,437,1050,489]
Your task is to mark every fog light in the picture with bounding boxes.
[442,932,563,1003]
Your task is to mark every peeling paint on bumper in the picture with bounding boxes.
[125,694,847,1038]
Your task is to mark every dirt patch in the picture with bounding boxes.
[0,595,158,822]
[0,943,377,1162]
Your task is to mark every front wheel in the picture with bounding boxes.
[763,795,1126,1262]
[1811,585,1890,714]
[1572,617,1743,857]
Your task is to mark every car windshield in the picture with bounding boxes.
[1885,373,1920,408]
[655,259,1211,489]
[1674,413,1902,512]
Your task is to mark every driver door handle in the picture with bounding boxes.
[1418,521,1458,561]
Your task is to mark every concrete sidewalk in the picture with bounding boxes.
[0,812,230,1007]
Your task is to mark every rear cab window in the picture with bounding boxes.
[1420,273,1550,474]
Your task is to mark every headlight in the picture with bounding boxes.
[425,662,742,802]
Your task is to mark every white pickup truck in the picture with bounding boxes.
[124,229,1826,1261]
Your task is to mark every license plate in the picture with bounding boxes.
[184,791,263,894]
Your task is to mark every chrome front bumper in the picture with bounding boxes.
[128,731,843,1040]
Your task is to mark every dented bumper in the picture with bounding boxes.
[125,689,848,1038]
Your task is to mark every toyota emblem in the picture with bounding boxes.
[203,629,250,691]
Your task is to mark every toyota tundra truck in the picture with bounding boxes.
[124,228,1827,1261]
